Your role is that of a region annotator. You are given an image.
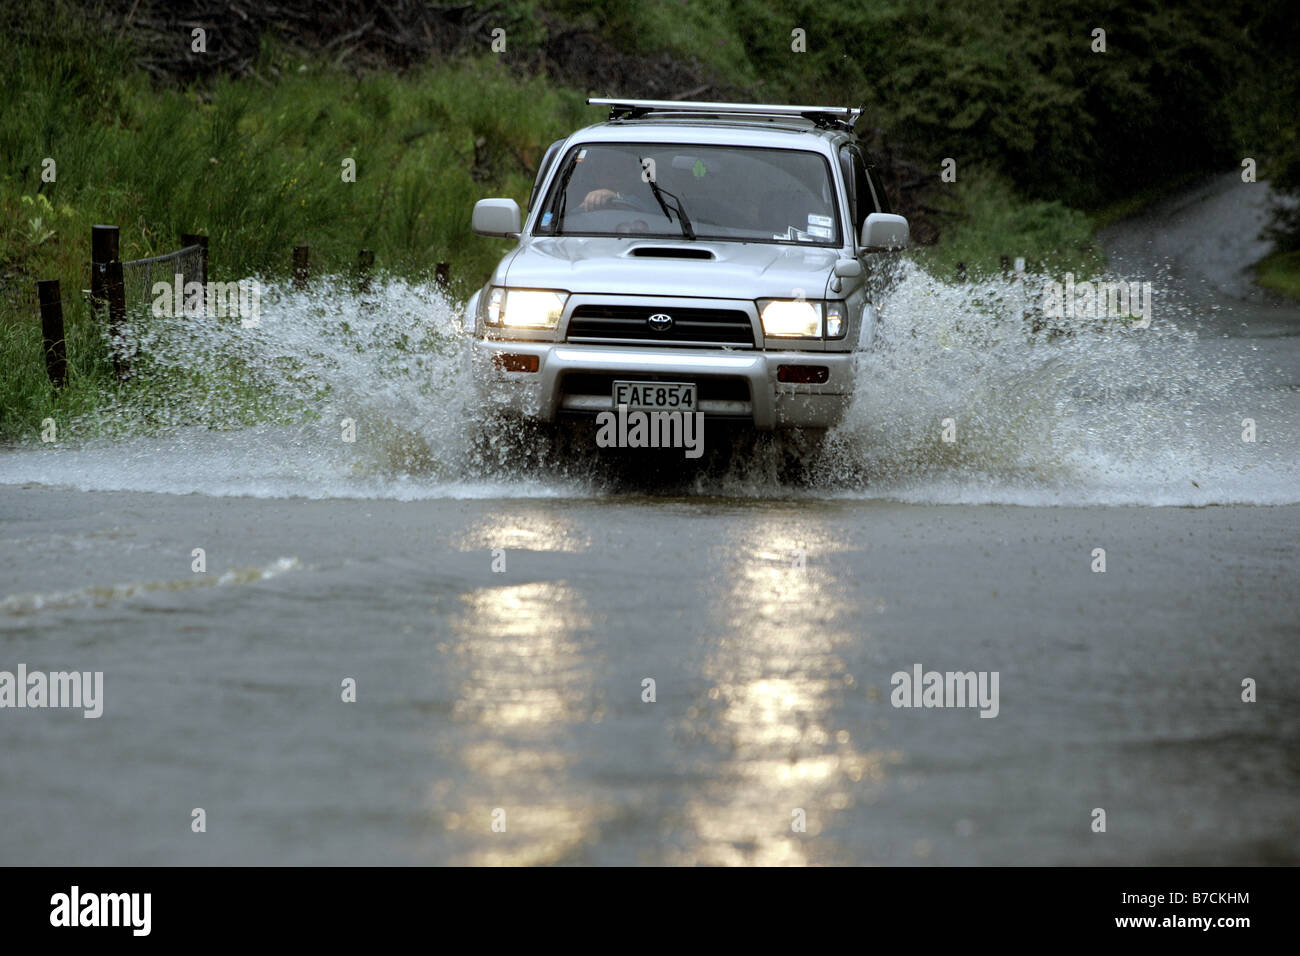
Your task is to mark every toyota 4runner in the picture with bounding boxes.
[466,98,909,440]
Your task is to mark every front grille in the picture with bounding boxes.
[560,372,751,403]
[567,304,754,346]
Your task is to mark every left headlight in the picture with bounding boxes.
[758,299,822,338]
[486,288,567,330]
[757,299,847,339]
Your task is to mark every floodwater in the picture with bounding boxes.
[1,173,1297,864]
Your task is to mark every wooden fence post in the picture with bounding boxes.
[358,249,374,293]
[37,279,66,388]
[181,233,209,287]
[293,244,309,289]
[90,224,116,310]
[91,225,128,380]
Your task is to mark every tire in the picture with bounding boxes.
[778,427,828,484]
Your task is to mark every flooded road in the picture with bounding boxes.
[3,489,1297,865]
[2,172,1298,864]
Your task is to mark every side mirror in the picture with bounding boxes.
[833,259,863,278]
[859,213,909,252]
[473,198,522,237]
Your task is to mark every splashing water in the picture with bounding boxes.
[1,261,1296,504]
[820,260,1300,505]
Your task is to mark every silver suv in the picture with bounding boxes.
[466,98,909,436]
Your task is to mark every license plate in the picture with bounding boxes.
[612,380,697,411]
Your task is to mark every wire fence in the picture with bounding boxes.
[120,244,205,319]
[5,227,465,390]
[2,247,456,322]
[0,280,41,322]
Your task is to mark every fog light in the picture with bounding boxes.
[777,364,829,384]
[495,352,539,373]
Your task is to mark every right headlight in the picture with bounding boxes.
[486,288,567,330]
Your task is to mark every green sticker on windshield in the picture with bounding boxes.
[692,159,707,178]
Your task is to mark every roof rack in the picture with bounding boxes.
[588,98,860,131]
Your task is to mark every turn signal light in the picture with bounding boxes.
[777,364,829,384]
[495,353,539,373]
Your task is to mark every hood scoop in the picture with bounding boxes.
[629,246,715,260]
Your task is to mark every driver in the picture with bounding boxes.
[579,187,638,211]
[578,164,654,213]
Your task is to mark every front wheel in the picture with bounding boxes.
[777,427,828,484]
[469,412,559,473]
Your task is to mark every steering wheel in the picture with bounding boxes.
[605,196,644,211]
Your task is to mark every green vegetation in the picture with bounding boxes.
[1254,250,1300,303]
[0,10,588,292]
[912,168,1101,278]
[0,294,118,440]
[540,0,1275,206]
[1,5,590,437]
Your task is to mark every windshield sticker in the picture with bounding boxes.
[576,149,587,163]
[807,213,833,227]
[772,226,823,242]
[807,224,833,238]
[692,159,707,178]
[541,212,554,227]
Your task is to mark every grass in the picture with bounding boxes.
[0,43,592,292]
[0,290,119,441]
[1254,249,1300,302]
[1085,172,1209,233]
[0,6,597,438]
[912,168,1102,279]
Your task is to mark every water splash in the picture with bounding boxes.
[1,263,1296,504]
[821,260,1300,505]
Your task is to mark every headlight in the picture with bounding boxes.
[486,288,567,330]
[756,299,848,339]
[760,299,822,337]
[759,299,822,338]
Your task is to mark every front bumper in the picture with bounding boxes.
[472,340,854,430]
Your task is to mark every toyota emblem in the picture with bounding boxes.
[647,312,674,331]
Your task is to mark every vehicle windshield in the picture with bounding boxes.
[535,143,841,245]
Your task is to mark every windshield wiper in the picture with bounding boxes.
[638,157,676,226]
[638,157,695,240]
